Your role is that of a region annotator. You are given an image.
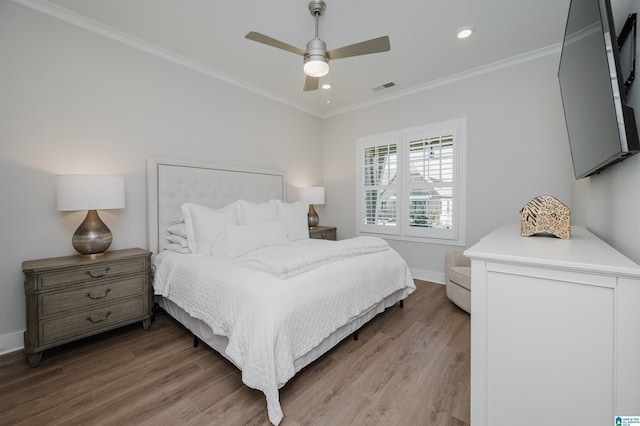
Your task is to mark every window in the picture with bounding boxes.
[356,118,466,245]
[360,140,399,234]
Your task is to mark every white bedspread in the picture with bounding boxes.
[242,236,390,278]
[153,238,415,425]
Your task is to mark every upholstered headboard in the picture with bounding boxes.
[147,158,285,257]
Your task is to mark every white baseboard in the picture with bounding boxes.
[410,268,445,285]
[0,330,24,356]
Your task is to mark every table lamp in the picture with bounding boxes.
[298,186,325,229]
[56,174,125,257]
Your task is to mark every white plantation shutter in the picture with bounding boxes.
[404,129,457,239]
[356,118,466,245]
[359,139,399,234]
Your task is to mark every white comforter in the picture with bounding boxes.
[153,238,415,425]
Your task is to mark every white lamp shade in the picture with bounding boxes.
[298,186,325,205]
[56,174,125,211]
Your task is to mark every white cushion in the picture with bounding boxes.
[450,266,471,291]
[167,222,187,238]
[238,199,277,225]
[181,202,239,255]
[276,200,309,242]
[167,233,189,248]
[223,221,289,258]
[164,243,190,254]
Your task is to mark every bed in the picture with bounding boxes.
[147,157,416,425]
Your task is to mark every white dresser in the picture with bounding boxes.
[465,224,640,426]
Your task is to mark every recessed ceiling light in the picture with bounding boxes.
[326,100,331,104]
[322,83,331,90]
[456,27,474,39]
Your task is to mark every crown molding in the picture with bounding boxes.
[13,0,561,120]
[323,43,562,118]
[12,0,321,117]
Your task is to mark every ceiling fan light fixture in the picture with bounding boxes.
[304,58,329,77]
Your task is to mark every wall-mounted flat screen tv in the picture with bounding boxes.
[558,0,639,179]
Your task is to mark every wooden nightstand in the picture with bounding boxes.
[22,248,152,367]
[309,226,337,241]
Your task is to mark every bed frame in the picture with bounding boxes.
[146,157,407,408]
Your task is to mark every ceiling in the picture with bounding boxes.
[38,0,571,117]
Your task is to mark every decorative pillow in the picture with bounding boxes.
[222,221,289,258]
[276,200,309,241]
[167,233,189,248]
[164,243,190,254]
[167,222,187,238]
[181,202,239,255]
[238,199,277,225]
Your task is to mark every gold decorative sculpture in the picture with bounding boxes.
[520,195,571,239]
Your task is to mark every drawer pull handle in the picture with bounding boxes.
[86,267,111,278]
[86,311,111,324]
[86,288,111,300]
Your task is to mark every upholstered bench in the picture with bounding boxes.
[445,251,471,314]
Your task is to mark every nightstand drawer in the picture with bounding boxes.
[40,297,146,345]
[39,275,146,317]
[38,258,147,291]
[309,226,336,241]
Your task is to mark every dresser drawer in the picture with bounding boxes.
[38,258,147,291]
[39,275,146,317]
[40,297,146,345]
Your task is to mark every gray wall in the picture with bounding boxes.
[0,2,323,352]
[1,0,586,353]
[322,53,573,281]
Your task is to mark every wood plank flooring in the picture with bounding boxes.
[0,280,470,425]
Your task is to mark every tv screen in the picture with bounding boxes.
[558,0,639,179]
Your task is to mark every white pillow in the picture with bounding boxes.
[223,221,289,258]
[167,222,187,238]
[164,243,190,254]
[238,199,277,225]
[276,200,309,241]
[181,202,239,255]
[167,234,189,248]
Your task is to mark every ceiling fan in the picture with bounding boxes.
[245,0,391,92]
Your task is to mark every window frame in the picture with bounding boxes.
[355,118,467,246]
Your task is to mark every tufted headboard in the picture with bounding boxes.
[147,157,285,257]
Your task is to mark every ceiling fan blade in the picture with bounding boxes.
[303,76,319,91]
[327,36,390,60]
[245,31,306,56]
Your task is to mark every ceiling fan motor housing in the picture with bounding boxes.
[308,0,326,17]
[305,38,328,62]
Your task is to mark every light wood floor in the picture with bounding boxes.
[0,280,470,425]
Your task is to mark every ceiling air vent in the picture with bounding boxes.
[371,81,396,92]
